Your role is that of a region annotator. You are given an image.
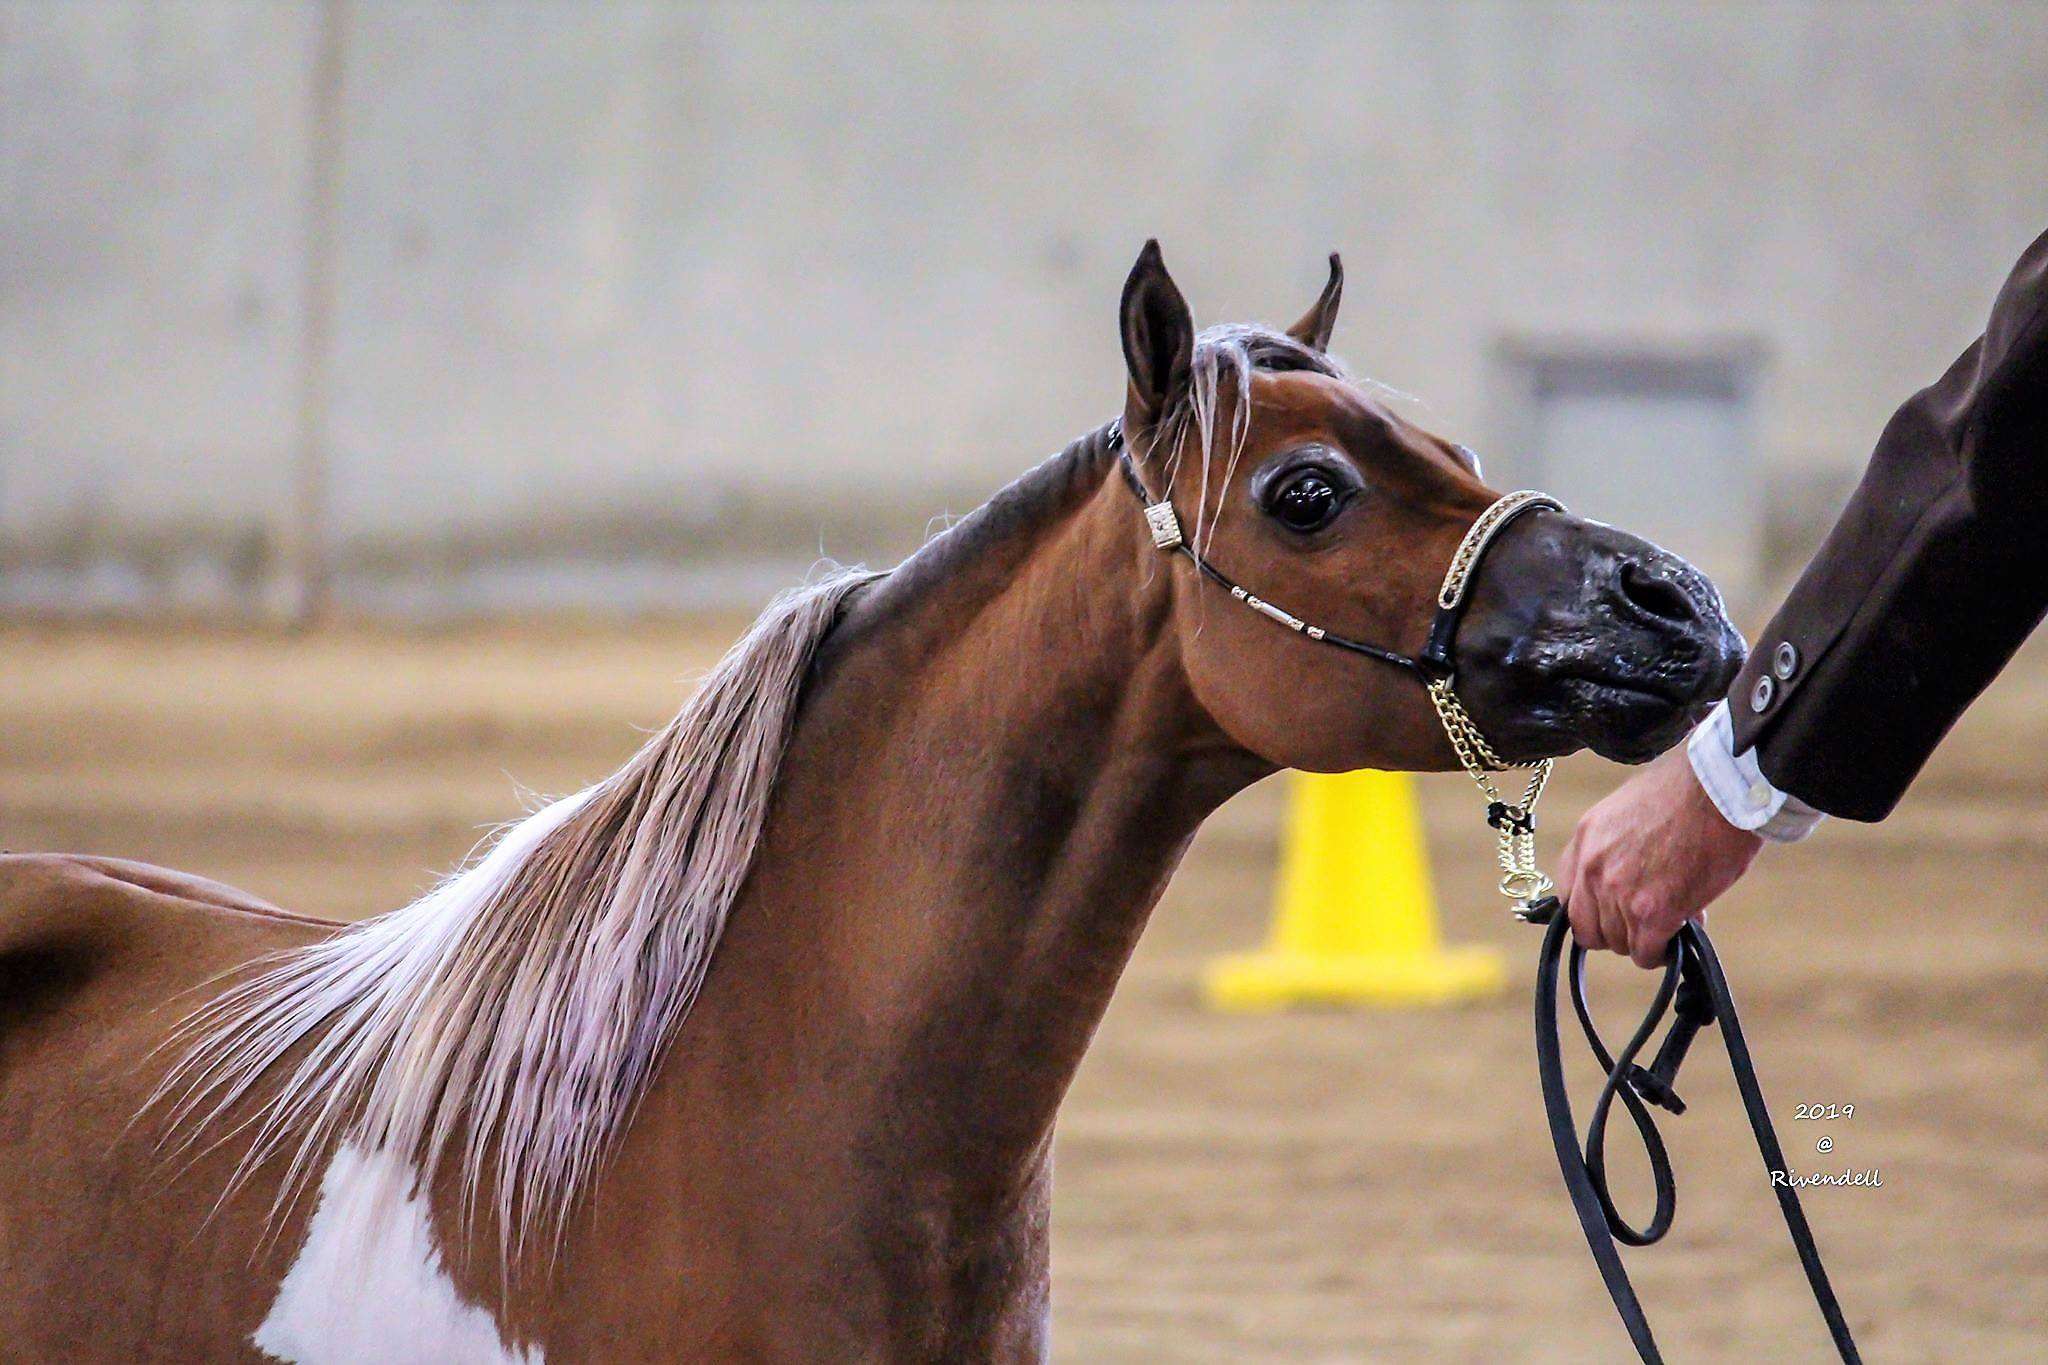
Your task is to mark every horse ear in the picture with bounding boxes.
[1119,239,1194,427]
[1286,253,1343,351]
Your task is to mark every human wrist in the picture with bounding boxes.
[1681,756,1764,851]
[1684,700,1824,843]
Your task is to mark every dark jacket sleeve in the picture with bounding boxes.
[1728,229,2048,820]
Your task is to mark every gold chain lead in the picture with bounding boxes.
[1424,489,1564,916]
[1428,677,1554,912]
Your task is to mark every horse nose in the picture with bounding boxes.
[1600,539,1746,693]
[1615,555,1703,628]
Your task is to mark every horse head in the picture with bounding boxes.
[1116,240,1745,772]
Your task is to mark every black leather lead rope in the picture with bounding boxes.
[1521,896,1861,1363]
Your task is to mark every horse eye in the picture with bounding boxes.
[1268,470,1342,532]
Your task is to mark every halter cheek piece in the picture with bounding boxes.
[1110,419,1861,1365]
[1108,418,1564,908]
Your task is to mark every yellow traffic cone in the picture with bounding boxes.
[1202,770,1507,1009]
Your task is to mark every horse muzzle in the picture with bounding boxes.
[1451,512,1746,765]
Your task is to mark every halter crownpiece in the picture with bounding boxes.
[1109,419,1565,913]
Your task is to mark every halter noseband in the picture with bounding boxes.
[1109,419,1566,909]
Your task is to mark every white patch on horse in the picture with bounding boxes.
[254,1143,538,1365]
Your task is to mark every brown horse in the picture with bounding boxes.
[0,244,1741,1362]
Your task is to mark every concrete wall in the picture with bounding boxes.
[5,1,2047,613]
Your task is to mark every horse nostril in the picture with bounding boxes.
[1616,559,1698,626]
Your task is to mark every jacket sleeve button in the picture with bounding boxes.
[1750,675,1775,713]
[1772,641,1799,680]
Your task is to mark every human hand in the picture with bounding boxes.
[1555,746,1764,967]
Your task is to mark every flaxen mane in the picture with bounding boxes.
[153,322,1348,1265]
[153,567,880,1258]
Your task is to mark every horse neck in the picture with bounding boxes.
[654,427,1267,1200]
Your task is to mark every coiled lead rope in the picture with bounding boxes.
[1518,898,1862,1363]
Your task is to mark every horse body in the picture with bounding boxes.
[0,427,1252,1361]
[0,245,1743,1361]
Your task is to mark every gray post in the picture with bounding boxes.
[274,0,348,625]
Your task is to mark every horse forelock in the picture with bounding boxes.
[1145,323,1352,556]
[149,564,883,1268]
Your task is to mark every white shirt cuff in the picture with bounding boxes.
[1684,699,1826,843]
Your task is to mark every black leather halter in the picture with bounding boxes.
[1106,419,1557,684]
[1110,416,1564,903]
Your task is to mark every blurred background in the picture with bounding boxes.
[6,3,2048,1359]
[9,0,2048,616]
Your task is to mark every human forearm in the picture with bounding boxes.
[1730,228,2048,818]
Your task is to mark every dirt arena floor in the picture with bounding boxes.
[5,621,2046,1362]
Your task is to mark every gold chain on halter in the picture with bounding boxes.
[1428,678,1554,911]
[1428,489,1563,916]
[1435,490,1557,612]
